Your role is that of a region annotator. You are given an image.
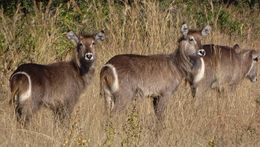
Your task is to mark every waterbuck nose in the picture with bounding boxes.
[252,77,257,83]
[85,53,94,60]
[197,49,206,57]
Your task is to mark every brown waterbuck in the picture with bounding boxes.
[100,24,211,120]
[190,43,260,98]
[9,30,105,125]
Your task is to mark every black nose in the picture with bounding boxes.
[198,49,206,57]
[86,54,92,59]
[85,53,93,60]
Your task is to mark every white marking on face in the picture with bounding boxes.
[189,36,197,45]
[197,49,206,57]
[193,58,205,83]
[11,71,32,102]
[103,64,119,92]
[85,52,94,61]
[90,40,95,48]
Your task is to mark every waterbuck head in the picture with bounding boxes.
[67,30,105,63]
[175,24,211,82]
[180,23,211,56]
[177,23,211,62]
[243,49,260,82]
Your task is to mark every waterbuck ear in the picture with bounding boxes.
[201,25,211,36]
[95,30,105,42]
[181,23,189,37]
[67,31,79,44]
[233,44,240,49]
[233,44,240,53]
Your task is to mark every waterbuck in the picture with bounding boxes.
[9,30,105,125]
[190,44,260,98]
[100,24,211,120]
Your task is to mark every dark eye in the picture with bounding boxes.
[78,43,83,47]
[254,58,258,62]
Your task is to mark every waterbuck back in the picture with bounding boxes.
[100,24,211,120]
[190,44,260,98]
[9,30,105,125]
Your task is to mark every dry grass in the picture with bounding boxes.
[0,1,260,147]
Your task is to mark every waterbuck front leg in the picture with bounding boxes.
[191,83,210,108]
[189,81,198,98]
[152,92,171,121]
[53,101,75,124]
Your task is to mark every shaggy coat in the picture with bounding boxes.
[100,24,211,120]
[190,44,260,98]
[9,30,105,125]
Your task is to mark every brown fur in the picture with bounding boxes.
[100,24,211,120]
[9,30,105,125]
[191,44,260,98]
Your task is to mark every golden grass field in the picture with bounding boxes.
[0,1,260,146]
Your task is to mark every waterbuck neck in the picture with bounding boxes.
[172,48,195,80]
[71,57,95,76]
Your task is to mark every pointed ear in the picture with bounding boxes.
[95,30,105,42]
[67,31,79,44]
[233,44,239,49]
[181,23,189,37]
[233,44,240,53]
[201,25,211,36]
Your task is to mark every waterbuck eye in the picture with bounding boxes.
[78,43,83,48]
[253,58,258,62]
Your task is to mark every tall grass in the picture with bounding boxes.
[0,1,260,146]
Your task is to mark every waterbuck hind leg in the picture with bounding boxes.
[111,91,132,114]
[15,101,33,127]
[102,89,115,115]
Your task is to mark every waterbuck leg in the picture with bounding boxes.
[191,86,197,98]
[104,90,115,114]
[54,105,73,123]
[153,94,170,121]
[192,84,209,108]
[111,91,132,114]
[15,101,33,126]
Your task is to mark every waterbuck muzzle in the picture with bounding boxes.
[246,50,260,83]
[197,49,206,57]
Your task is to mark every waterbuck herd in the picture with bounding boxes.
[8,24,260,126]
